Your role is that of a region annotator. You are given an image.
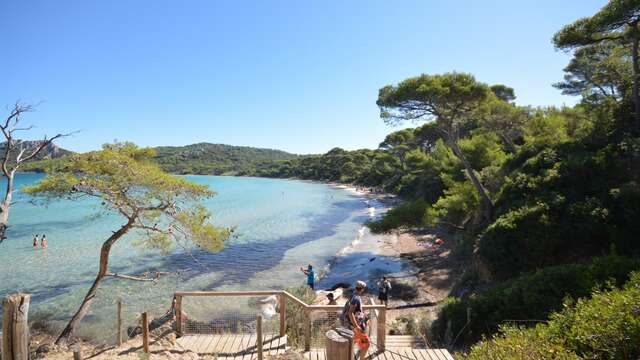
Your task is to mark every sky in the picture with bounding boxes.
[1,0,606,154]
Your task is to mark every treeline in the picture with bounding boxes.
[249,1,640,357]
[25,142,300,175]
[153,143,300,175]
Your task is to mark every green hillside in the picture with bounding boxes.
[23,142,301,175]
[150,143,300,175]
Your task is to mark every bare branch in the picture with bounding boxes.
[105,272,159,282]
[17,133,66,165]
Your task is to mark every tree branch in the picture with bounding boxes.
[105,272,160,282]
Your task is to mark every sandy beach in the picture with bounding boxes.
[314,183,464,335]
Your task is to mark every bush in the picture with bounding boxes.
[284,285,317,348]
[368,199,429,233]
[462,272,640,360]
[480,135,640,280]
[461,325,579,360]
[434,255,639,345]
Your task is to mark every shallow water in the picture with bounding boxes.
[0,174,410,340]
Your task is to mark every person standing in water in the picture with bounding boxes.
[41,234,47,248]
[300,264,315,290]
[33,234,39,248]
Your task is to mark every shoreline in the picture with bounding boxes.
[313,182,463,330]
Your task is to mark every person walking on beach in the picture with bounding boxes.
[300,264,315,290]
[33,234,39,248]
[377,277,392,306]
[341,280,370,360]
[41,234,47,248]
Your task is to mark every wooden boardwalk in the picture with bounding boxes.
[305,336,453,360]
[176,334,454,360]
[304,347,454,360]
[175,333,288,359]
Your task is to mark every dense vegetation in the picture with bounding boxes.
[153,143,300,175]
[436,255,639,346]
[462,271,640,360]
[24,142,300,175]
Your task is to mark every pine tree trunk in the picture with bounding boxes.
[447,138,494,223]
[499,133,517,154]
[633,21,640,129]
[55,219,134,345]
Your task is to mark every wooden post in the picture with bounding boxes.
[175,294,183,336]
[279,293,286,337]
[142,312,149,354]
[2,293,30,360]
[325,329,351,360]
[377,307,386,351]
[304,308,311,351]
[256,315,263,360]
[73,349,82,360]
[116,299,123,346]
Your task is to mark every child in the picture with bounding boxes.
[33,234,39,248]
[41,234,47,249]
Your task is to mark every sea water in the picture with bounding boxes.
[0,174,407,340]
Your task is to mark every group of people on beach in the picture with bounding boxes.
[354,186,384,194]
[300,264,394,359]
[32,234,47,248]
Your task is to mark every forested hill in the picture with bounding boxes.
[0,141,72,165]
[147,143,300,175]
[23,142,301,175]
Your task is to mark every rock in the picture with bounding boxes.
[33,343,51,359]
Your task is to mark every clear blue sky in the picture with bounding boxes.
[1,0,605,154]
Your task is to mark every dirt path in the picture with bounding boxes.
[379,230,465,330]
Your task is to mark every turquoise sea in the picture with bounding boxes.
[0,174,405,341]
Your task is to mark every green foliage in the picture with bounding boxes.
[478,127,640,278]
[426,180,479,228]
[554,41,631,104]
[435,255,640,346]
[463,271,640,360]
[376,72,490,128]
[153,143,299,175]
[462,325,579,360]
[24,142,232,252]
[284,285,317,348]
[553,1,640,49]
[368,199,430,233]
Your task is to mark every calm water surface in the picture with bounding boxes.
[0,174,399,339]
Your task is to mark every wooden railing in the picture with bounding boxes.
[174,290,388,351]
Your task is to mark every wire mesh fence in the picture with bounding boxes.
[308,307,379,348]
[179,293,281,336]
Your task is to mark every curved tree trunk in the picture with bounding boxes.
[55,219,135,345]
[447,138,494,223]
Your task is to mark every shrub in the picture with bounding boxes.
[434,255,639,345]
[462,272,640,360]
[368,199,429,233]
[284,285,317,348]
[461,325,579,360]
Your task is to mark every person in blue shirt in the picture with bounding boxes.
[300,264,315,290]
[340,280,370,360]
